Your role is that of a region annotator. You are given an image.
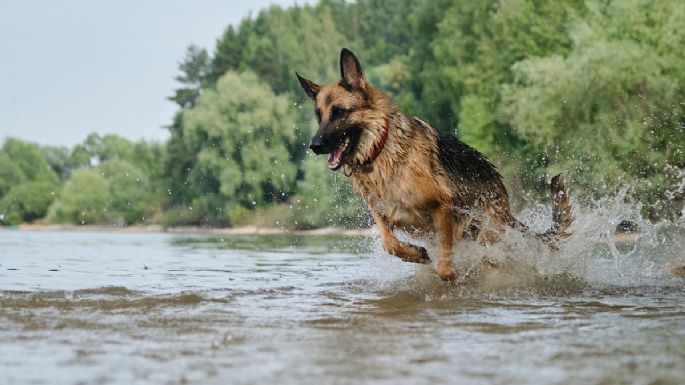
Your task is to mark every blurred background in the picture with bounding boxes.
[0,0,683,229]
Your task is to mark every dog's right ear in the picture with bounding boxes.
[296,72,320,99]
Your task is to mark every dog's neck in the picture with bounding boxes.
[348,87,433,175]
[363,116,389,166]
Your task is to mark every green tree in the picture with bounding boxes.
[0,152,26,197]
[210,4,345,97]
[71,133,137,165]
[291,154,367,229]
[0,181,58,225]
[48,169,110,224]
[168,45,211,109]
[41,145,74,181]
[97,160,156,225]
[500,0,685,216]
[2,138,59,185]
[177,70,303,225]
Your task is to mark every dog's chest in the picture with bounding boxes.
[352,163,443,230]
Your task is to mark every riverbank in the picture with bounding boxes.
[4,223,643,242]
[4,223,374,237]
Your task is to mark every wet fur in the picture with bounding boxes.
[297,49,573,280]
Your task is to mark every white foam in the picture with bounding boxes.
[361,182,685,294]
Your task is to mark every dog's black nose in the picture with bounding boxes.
[309,136,324,154]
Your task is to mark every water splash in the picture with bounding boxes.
[364,182,685,295]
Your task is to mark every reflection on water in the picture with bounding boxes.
[0,229,684,385]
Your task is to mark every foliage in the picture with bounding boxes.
[48,169,110,225]
[168,45,211,109]
[0,181,58,225]
[97,160,156,225]
[211,5,345,96]
[0,139,60,224]
[3,0,684,226]
[171,71,304,225]
[46,158,157,226]
[2,138,59,185]
[291,154,368,229]
[0,152,26,197]
[500,0,685,216]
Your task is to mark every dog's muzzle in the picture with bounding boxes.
[309,135,326,155]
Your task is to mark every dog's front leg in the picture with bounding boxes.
[432,206,458,281]
[371,210,430,264]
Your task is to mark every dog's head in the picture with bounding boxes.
[296,48,383,170]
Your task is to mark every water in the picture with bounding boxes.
[1,222,684,385]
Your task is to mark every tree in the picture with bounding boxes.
[97,160,156,225]
[168,45,211,109]
[48,169,110,224]
[178,70,304,224]
[291,154,367,229]
[2,138,59,185]
[500,0,685,216]
[70,133,137,165]
[41,145,74,181]
[210,4,345,97]
[0,139,60,224]
[0,181,58,225]
[0,152,26,197]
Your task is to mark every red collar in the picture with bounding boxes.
[364,116,389,165]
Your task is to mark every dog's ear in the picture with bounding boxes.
[296,72,320,99]
[340,48,366,90]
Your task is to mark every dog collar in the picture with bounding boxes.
[364,116,389,165]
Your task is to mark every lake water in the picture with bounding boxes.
[1,225,684,385]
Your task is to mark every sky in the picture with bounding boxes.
[0,0,314,147]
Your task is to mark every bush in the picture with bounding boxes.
[0,181,58,225]
[0,152,26,197]
[48,169,110,224]
[97,160,156,225]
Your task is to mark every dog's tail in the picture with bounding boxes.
[547,174,574,237]
[511,174,573,247]
[541,174,574,245]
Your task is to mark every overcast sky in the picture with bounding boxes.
[0,0,314,147]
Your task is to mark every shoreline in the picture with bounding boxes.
[2,223,641,242]
[4,223,374,237]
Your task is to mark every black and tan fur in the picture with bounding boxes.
[297,49,573,280]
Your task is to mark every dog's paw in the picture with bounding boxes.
[387,242,431,264]
[414,246,431,263]
[437,259,458,281]
[404,245,430,264]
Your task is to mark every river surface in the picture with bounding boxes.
[1,228,684,385]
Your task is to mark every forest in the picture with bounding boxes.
[1,0,683,228]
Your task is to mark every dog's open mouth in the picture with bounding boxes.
[327,137,350,170]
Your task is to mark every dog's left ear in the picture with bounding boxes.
[296,72,320,99]
[340,48,366,90]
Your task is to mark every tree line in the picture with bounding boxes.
[1,0,683,228]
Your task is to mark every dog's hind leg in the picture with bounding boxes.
[371,211,430,264]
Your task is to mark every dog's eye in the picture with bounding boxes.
[315,109,322,123]
[330,106,348,121]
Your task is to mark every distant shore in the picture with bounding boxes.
[3,223,643,243]
[3,223,374,237]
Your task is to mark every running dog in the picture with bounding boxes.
[296,48,573,280]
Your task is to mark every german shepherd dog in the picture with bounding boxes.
[296,48,573,281]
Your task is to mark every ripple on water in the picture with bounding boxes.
[1,189,685,385]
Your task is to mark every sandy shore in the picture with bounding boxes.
[5,223,374,237]
[4,223,642,243]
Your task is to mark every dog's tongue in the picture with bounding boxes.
[328,145,345,168]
